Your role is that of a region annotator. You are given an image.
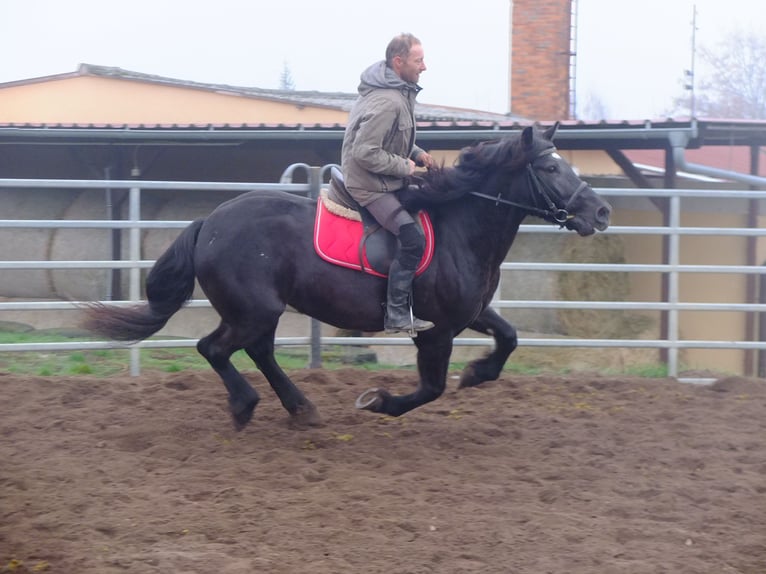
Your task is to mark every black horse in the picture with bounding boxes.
[83,124,611,429]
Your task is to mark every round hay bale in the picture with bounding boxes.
[556,234,655,339]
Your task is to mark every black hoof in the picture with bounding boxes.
[457,365,481,389]
[229,397,258,431]
[355,388,389,412]
[288,401,323,429]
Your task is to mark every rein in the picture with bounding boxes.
[468,147,587,226]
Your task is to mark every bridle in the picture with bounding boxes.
[468,146,589,226]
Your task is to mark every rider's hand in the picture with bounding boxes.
[418,152,435,169]
[407,159,417,175]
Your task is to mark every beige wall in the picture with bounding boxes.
[613,205,765,375]
[0,76,349,124]
[560,149,621,176]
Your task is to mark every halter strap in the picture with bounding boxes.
[469,146,585,226]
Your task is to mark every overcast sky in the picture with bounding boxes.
[0,0,762,120]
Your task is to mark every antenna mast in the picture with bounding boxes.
[569,0,578,120]
[685,4,698,117]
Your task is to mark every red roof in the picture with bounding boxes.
[627,147,766,177]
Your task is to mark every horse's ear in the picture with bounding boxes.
[521,126,534,150]
[543,121,560,141]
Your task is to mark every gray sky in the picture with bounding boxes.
[0,0,762,119]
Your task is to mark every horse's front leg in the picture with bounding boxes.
[458,306,517,389]
[356,330,453,417]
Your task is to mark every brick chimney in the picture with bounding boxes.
[510,0,572,120]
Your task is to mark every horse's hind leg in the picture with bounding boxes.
[197,324,260,430]
[458,306,518,389]
[244,330,321,428]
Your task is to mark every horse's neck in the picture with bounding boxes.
[483,212,526,266]
[440,198,526,268]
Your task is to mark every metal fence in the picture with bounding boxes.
[2,166,766,381]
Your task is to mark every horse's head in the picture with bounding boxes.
[519,123,611,236]
[421,125,611,235]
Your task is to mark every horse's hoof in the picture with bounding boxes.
[289,401,323,429]
[355,388,383,411]
[231,409,254,431]
[230,398,258,431]
[457,365,480,389]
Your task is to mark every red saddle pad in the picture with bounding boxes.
[313,198,434,277]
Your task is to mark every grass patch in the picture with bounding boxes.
[0,331,393,377]
[619,363,669,378]
[0,329,670,378]
[0,345,324,377]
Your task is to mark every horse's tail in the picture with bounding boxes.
[81,218,205,341]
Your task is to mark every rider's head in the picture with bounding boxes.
[386,33,426,84]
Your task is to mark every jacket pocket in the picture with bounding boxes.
[397,116,414,153]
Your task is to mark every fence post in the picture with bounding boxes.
[758,265,766,377]
[308,166,323,368]
[667,194,681,378]
[129,185,142,376]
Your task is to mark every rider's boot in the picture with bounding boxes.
[384,259,434,334]
[384,223,434,335]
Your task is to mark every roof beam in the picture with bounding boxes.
[606,148,654,188]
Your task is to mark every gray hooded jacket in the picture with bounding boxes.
[339,61,426,206]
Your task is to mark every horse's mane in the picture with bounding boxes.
[421,133,536,195]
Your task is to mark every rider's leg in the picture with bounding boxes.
[385,223,434,333]
[366,194,434,334]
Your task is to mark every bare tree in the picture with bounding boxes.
[578,93,610,121]
[674,27,766,119]
[279,62,295,91]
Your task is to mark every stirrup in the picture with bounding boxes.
[384,319,434,336]
[384,308,434,336]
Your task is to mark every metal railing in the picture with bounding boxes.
[1,169,765,380]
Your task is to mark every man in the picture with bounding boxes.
[339,33,435,334]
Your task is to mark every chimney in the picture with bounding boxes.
[510,0,573,120]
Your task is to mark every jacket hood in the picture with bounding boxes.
[358,60,421,96]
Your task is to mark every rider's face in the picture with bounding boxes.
[396,43,426,84]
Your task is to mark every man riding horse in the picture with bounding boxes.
[331,33,434,334]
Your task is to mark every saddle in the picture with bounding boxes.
[313,168,434,277]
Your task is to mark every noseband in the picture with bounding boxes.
[469,147,588,226]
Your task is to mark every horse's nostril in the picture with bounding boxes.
[597,206,611,223]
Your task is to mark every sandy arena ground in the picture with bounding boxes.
[1,368,765,573]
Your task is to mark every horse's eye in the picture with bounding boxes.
[546,165,558,174]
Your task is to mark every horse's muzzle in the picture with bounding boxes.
[566,195,612,236]
[595,200,612,231]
